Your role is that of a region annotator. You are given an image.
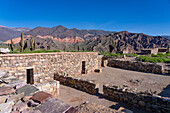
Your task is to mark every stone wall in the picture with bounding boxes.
[103,84,170,113]
[54,74,99,94]
[108,59,163,74]
[0,52,102,82]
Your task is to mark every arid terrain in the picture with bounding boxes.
[79,67,170,97]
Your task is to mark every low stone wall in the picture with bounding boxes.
[108,59,163,74]
[54,74,99,94]
[0,52,102,82]
[103,84,170,113]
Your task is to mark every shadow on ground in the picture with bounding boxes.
[159,84,170,98]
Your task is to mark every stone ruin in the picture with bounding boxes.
[0,52,103,113]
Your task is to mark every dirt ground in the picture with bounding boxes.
[58,85,150,113]
[79,67,170,97]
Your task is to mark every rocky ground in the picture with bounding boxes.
[78,67,170,97]
[58,85,150,113]
[0,71,76,113]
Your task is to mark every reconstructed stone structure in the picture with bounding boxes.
[103,84,170,113]
[54,74,99,94]
[108,59,163,74]
[0,52,102,83]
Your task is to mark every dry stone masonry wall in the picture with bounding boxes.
[103,84,170,113]
[0,52,102,82]
[108,59,163,74]
[54,74,99,94]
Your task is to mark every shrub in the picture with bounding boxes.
[137,55,170,63]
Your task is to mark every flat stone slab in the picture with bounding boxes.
[16,85,39,96]
[1,76,17,83]
[35,98,71,113]
[0,87,15,95]
[4,80,26,89]
[31,91,52,104]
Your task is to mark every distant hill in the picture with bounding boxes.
[2,25,169,53]
[0,25,31,42]
[162,35,170,40]
[24,25,114,43]
[79,31,170,53]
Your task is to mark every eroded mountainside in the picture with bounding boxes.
[2,25,169,52]
[81,31,169,53]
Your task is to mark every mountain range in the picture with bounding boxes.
[0,25,169,53]
[0,25,31,42]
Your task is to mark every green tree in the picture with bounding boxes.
[20,32,24,52]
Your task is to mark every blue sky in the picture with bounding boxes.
[0,0,170,36]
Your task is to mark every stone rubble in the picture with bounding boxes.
[0,73,77,113]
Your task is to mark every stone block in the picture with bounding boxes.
[138,101,145,107]
[31,91,52,104]
[0,87,15,95]
[16,85,39,96]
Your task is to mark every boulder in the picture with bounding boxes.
[0,87,15,95]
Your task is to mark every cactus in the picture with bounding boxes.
[20,32,24,52]
[10,39,14,51]
[34,40,37,50]
[30,36,34,51]
[109,38,114,53]
[77,46,80,51]
[24,41,28,51]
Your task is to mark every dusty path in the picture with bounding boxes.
[58,85,151,113]
[79,67,170,96]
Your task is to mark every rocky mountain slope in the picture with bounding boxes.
[24,25,113,43]
[80,31,170,53]
[0,25,31,42]
[2,25,169,52]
